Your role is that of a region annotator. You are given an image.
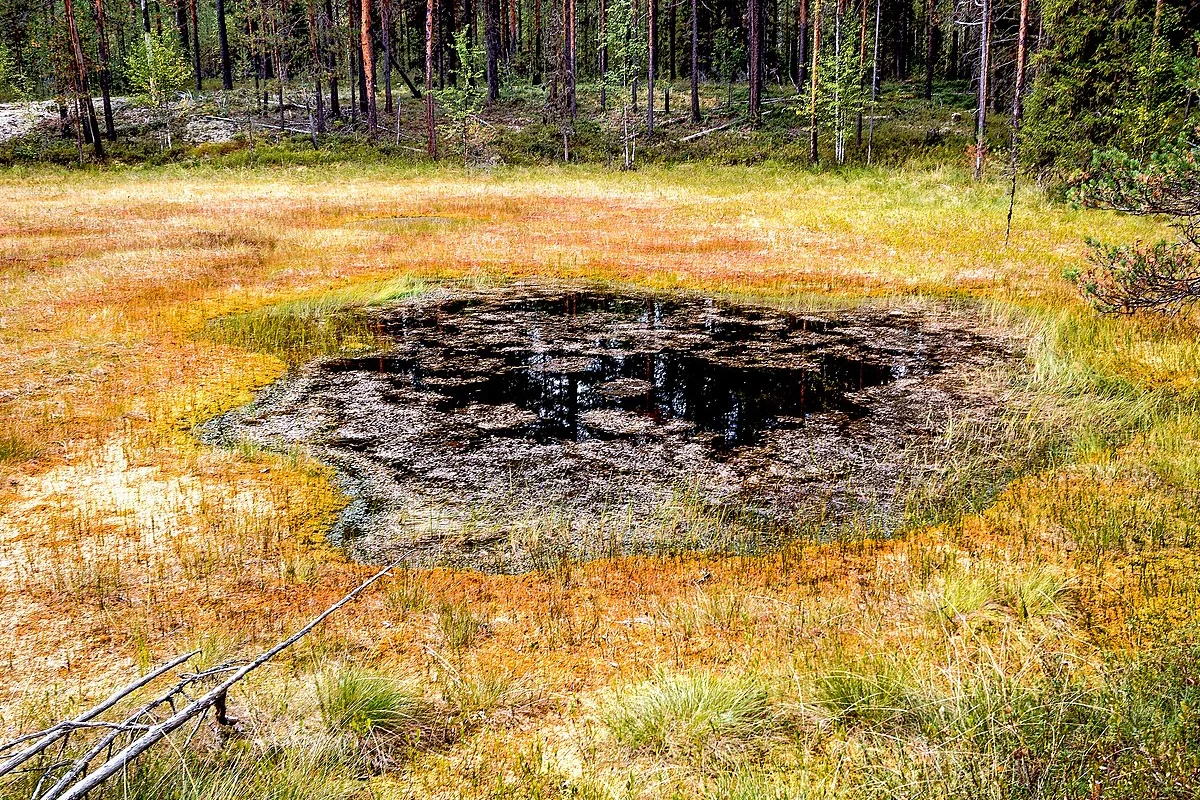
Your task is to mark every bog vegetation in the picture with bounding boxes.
[0,0,1199,796]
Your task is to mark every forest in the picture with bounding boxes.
[0,0,1196,169]
[3,0,1200,797]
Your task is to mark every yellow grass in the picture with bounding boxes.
[1,162,1198,798]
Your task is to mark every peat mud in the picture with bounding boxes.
[201,284,1025,572]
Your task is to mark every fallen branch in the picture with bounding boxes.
[45,557,405,800]
[676,117,747,144]
[0,650,198,777]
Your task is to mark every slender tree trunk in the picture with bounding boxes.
[922,0,933,99]
[668,0,675,80]
[175,0,190,52]
[189,0,201,90]
[797,0,807,88]
[598,0,606,107]
[326,0,340,116]
[534,0,543,83]
[647,0,656,132]
[855,0,866,145]
[426,0,436,156]
[217,0,233,88]
[309,0,327,131]
[948,23,957,79]
[808,0,820,161]
[866,0,879,162]
[486,0,501,101]
[64,0,103,157]
[362,0,378,132]
[382,0,393,112]
[567,0,576,116]
[689,0,699,122]
[749,0,762,123]
[91,0,116,138]
[973,0,990,180]
[1004,0,1029,242]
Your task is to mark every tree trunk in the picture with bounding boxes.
[922,0,933,99]
[748,0,762,123]
[808,0,820,161]
[308,1,326,131]
[973,0,990,180]
[63,0,103,157]
[91,0,116,138]
[866,0,879,162]
[689,0,699,122]
[598,0,606,108]
[647,0,656,132]
[362,0,378,132]
[797,0,807,88]
[486,0,501,101]
[382,0,393,112]
[426,0,436,156]
[175,0,189,52]
[855,0,866,145]
[217,0,233,88]
[567,0,576,116]
[1004,0,1030,240]
[189,0,201,90]
[534,0,543,83]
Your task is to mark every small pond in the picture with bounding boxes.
[202,284,1021,572]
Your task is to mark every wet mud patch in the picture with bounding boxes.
[202,284,1025,572]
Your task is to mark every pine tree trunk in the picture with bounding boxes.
[217,0,233,88]
[648,0,656,132]
[486,0,501,101]
[91,0,116,138]
[362,0,378,132]
[426,0,437,155]
[689,0,699,122]
[327,0,341,116]
[973,0,989,180]
[382,0,393,112]
[64,0,103,157]
[189,0,201,90]
[808,0,820,161]
[922,0,933,99]
[749,0,762,123]
[797,0,807,88]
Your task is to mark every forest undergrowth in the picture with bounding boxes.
[2,163,1199,798]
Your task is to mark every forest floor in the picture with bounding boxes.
[2,163,1200,799]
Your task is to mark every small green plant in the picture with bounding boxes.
[318,666,429,737]
[124,31,191,107]
[815,656,918,728]
[434,30,486,164]
[0,433,42,463]
[604,671,776,762]
[437,599,485,650]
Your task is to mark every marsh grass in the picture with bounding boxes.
[605,671,778,765]
[317,666,432,737]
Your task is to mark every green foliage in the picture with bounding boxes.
[318,667,430,737]
[604,671,775,762]
[434,30,486,163]
[813,8,867,165]
[1074,130,1200,313]
[1023,0,1199,172]
[0,43,25,100]
[712,29,745,109]
[124,31,192,106]
[599,0,648,167]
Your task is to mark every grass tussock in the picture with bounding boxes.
[605,671,778,764]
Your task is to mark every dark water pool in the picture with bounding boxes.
[203,285,1019,572]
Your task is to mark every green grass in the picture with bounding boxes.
[317,667,431,737]
[605,671,777,763]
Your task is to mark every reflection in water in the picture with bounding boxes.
[327,291,896,449]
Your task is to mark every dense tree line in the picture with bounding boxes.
[0,0,1196,168]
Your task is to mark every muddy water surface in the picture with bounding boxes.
[204,285,1020,571]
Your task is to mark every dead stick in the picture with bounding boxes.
[46,559,404,800]
[0,651,199,776]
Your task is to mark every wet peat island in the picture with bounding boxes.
[204,285,1024,572]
